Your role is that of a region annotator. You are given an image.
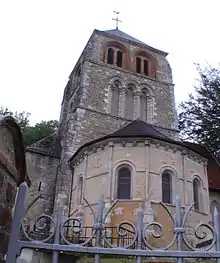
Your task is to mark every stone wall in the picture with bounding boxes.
[0,164,17,260]
[25,151,59,224]
[55,28,179,217]
[0,116,27,261]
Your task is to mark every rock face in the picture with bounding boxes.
[25,28,179,219]
[0,116,28,261]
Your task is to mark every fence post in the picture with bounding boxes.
[214,207,220,263]
[136,205,143,263]
[175,195,183,263]
[6,182,28,263]
[52,203,63,263]
[94,193,104,263]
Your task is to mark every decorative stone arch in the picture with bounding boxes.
[192,175,205,212]
[124,82,137,119]
[112,160,136,200]
[134,49,157,77]
[159,165,178,204]
[107,77,124,116]
[139,85,155,123]
[101,41,129,70]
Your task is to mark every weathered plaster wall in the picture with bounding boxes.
[69,138,210,248]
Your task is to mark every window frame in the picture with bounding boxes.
[193,177,201,211]
[78,176,83,204]
[106,47,124,68]
[161,170,173,204]
[113,163,134,200]
[117,166,131,200]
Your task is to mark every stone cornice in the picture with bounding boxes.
[71,137,207,168]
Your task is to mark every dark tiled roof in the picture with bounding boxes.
[111,120,168,139]
[104,29,146,46]
[70,120,173,162]
[26,133,62,158]
[101,29,168,56]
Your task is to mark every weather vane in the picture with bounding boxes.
[112,11,122,29]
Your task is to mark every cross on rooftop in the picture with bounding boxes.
[112,11,122,29]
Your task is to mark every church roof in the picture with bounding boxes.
[69,120,173,162]
[99,28,168,56]
[111,120,168,139]
[26,133,62,158]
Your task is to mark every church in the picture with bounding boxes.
[25,24,220,249]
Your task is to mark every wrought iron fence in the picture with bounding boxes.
[5,182,220,263]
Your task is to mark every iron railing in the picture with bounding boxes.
[6,182,220,263]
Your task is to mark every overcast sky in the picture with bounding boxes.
[0,0,219,125]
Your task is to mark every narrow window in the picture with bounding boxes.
[38,181,42,192]
[144,59,149,75]
[117,167,131,199]
[193,178,200,210]
[162,171,172,204]
[111,82,120,115]
[125,86,134,119]
[136,57,141,73]
[117,51,123,67]
[140,90,147,122]
[107,48,114,64]
[79,177,83,204]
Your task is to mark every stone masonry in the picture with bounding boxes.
[53,29,179,215]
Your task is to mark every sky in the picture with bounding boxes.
[0,0,219,125]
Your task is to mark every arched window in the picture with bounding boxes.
[107,48,114,64]
[111,81,120,115]
[117,51,123,67]
[117,167,131,199]
[78,176,83,204]
[105,45,125,68]
[144,59,149,75]
[162,171,172,204]
[193,178,200,210]
[135,51,156,77]
[140,89,148,122]
[125,85,134,119]
[136,57,141,73]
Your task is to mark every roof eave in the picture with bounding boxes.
[95,29,169,56]
[69,134,208,163]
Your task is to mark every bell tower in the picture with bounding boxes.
[56,27,178,214]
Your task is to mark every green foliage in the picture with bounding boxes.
[0,107,30,131]
[178,64,220,159]
[0,107,58,147]
[22,120,59,146]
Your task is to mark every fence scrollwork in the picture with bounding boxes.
[20,193,217,252]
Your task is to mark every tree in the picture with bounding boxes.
[22,120,59,146]
[0,107,30,131]
[178,64,220,159]
[0,107,58,147]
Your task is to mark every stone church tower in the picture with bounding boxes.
[57,28,179,213]
[26,28,179,219]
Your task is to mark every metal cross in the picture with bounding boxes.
[112,11,122,29]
